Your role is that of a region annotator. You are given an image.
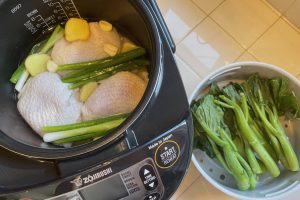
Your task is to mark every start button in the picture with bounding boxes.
[154,140,180,169]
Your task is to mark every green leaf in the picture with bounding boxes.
[193,125,215,158]
[269,77,300,118]
[221,83,244,138]
[193,95,224,135]
[222,84,241,103]
[209,82,222,96]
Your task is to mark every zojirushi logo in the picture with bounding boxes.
[70,167,113,187]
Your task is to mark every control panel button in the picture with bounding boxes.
[139,165,158,191]
[155,140,180,169]
[144,193,160,200]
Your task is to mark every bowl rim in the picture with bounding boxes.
[190,61,300,200]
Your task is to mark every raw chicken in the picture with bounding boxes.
[82,71,147,121]
[51,22,121,65]
[17,72,82,136]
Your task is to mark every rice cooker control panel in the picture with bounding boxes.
[13,120,190,200]
[50,158,164,200]
[48,120,188,200]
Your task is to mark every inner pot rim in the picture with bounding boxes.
[0,0,162,159]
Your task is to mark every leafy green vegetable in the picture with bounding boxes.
[193,75,300,190]
[269,77,300,118]
[192,95,254,190]
[242,74,299,171]
[221,84,274,175]
[193,116,215,158]
[215,93,280,177]
[208,82,222,96]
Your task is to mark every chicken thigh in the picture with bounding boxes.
[17,72,82,136]
[82,71,147,121]
[51,22,121,65]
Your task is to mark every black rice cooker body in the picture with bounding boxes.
[0,0,193,199]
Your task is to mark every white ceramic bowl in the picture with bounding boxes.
[190,61,300,200]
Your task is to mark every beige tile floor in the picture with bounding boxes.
[157,0,300,199]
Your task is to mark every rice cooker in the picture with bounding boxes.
[0,0,193,199]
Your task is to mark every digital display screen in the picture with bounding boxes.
[79,174,128,200]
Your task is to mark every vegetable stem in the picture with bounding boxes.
[241,93,249,122]
[54,131,107,144]
[68,73,111,89]
[10,25,64,84]
[15,70,29,92]
[57,47,146,71]
[42,113,129,133]
[219,95,280,177]
[273,121,299,171]
[63,59,148,83]
[40,25,64,54]
[43,118,125,142]
[244,140,262,174]
[250,122,277,161]
[10,63,26,84]
[208,138,231,173]
[223,144,250,190]
[236,153,257,189]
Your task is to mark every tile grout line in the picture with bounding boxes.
[207,4,282,54]
[177,54,205,80]
[175,0,243,76]
[234,51,247,62]
[246,50,260,61]
[175,53,204,80]
[281,16,300,35]
[175,15,245,76]
[175,0,227,46]
[260,0,284,17]
[242,1,300,59]
[262,0,296,16]
[175,0,300,76]
[259,0,300,34]
[234,50,260,62]
[191,0,226,15]
[246,16,282,52]
[175,176,201,200]
[207,16,246,50]
[206,0,259,51]
[254,0,300,43]
[206,0,282,52]
[174,55,202,78]
[175,15,208,46]
[206,0,297,54]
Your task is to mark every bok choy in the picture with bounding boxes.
[192,74,300,190]
[192,95,256,190]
